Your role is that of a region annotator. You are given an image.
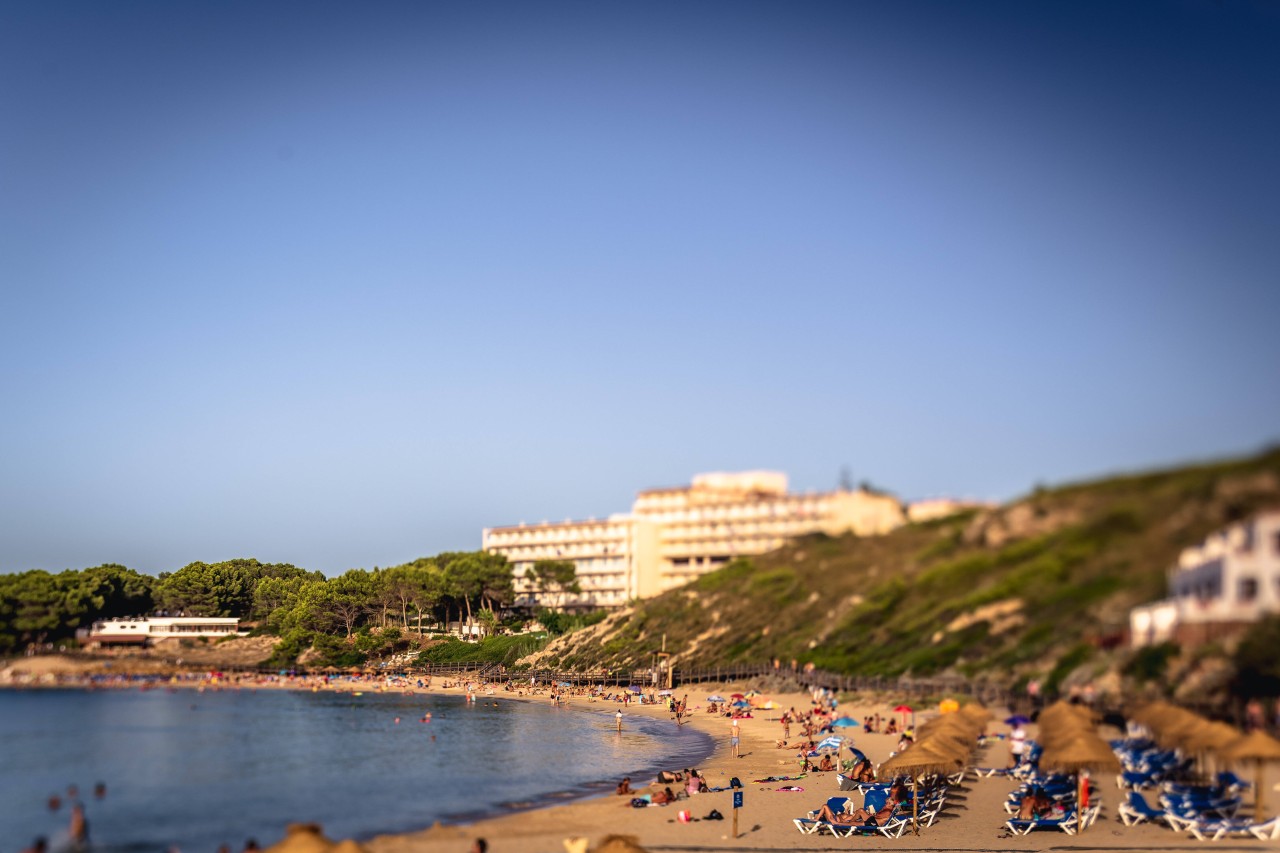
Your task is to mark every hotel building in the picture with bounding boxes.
[84,616,247,647]
[1130,509,1280,647]
[483,471,906,610]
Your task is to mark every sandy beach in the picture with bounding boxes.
[4,659,1274,852]
[359,680,1275,853]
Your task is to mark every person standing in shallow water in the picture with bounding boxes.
[69,803,89,850]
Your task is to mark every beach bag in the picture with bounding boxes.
[729,777,742,789]
[706,809,724,821]
[630,798,648,808]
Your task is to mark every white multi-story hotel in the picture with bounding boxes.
[483,471,907,610]
[1130,509,1280,647]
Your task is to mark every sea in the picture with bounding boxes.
[0,686,713,852]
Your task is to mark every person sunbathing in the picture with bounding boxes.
[1015,787,1053,820]
[650,787,676,805]
[815,799,894,826]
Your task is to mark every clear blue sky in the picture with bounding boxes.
[2,0,1278,577]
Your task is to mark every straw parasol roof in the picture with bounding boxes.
[592,836,650,853]
[1181,721,1241,753]
[265,824,368,853]
[881,740,965,777]
[1221,730,1280,763]
[1039,736,1121,774]
[919,731,976,761]
[1037,724,1095,749]
[959,702,993,724]
[916,715,980,740]
[1038,701,1096,727]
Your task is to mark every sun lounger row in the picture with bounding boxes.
[794,779,952,838]
[1001,772,1101,836]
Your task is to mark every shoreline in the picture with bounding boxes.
[5,659,1275,852]
[1,659,724,841]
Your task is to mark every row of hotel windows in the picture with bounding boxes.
[511,557,629,573]
[488,526,627,546]
[517,574,627,591]
[637,501,828,523]
[660,521,816,539]
[1174,576,1280,603]
[498,544,626,559]
[661,539,783,556]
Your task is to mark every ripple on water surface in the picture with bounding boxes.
[0,688,713,852]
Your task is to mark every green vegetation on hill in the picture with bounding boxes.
[532,448,1280,692]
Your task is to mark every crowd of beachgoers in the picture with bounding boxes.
[7,657,1280,852]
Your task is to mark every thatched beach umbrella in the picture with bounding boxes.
[916,715,977,741]
[1179,721,1240,779]
[1221,730,1280,819]
[1039,736,1120,835]
[881,741,964,835]
[920,731,976,763]
[265,824,368,853]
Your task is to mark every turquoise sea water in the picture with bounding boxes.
[0,688,712,852]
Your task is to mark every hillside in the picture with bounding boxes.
[523,448,1280,690]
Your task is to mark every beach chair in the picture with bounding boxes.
[971,766,1013,779]
[794,797,853,834]
[804,797,852,818]
[793,817,854,837]
[1215,771,1251,793]
[1004,808,1079,836]
[1182,815,1280,842]
[1118,791,1166,826]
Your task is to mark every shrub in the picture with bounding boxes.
[1124,642,1179,684]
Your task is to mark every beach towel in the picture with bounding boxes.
[752,775,806,783]
[776,785,805,792]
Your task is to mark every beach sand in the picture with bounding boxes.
[4,661,1272,852]
[361,681,1274,853]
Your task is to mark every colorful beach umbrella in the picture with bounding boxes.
[707,695,726,703]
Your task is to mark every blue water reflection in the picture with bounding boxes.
[0,689,712,852]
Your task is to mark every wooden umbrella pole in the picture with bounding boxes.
[912,773,919,836]
[1258,759,1265,820]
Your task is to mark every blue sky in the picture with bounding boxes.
[2,0,1278,576]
